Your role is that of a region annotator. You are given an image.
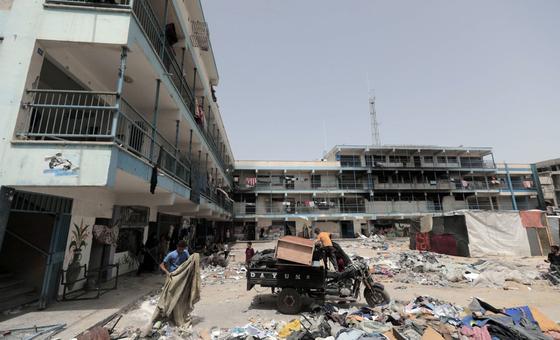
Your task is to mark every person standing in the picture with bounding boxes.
[314,228,337,271]
[245,242,255,266]
[159,240,190,277]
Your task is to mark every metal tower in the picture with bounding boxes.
[369,92,381,146]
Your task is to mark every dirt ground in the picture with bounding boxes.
[113,238,560,336]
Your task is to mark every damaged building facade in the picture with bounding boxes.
[0,0,550,313]
[233,145,543,240]
[0,0,234,309]
[536,158,560,212]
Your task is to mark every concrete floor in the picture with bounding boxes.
[0,273,164,339]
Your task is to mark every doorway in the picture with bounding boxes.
[340,221,354,238]
[0,187,73,310]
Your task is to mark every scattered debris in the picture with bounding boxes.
[189,296,560,340]
[201,264,247,286]
[1,323,66,339]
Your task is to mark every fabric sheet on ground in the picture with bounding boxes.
[463,211,531,257]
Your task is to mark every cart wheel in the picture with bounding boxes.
[277,288,302,314]
[364,286,390,307]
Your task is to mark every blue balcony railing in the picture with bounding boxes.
[44,0,232,181]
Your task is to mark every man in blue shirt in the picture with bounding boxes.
[159,240,189,276]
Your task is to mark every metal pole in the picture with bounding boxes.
[188,129,193,159]
[192,67,198,94]
[174,119,180,174]
[531,163,546,210]
[150,79,162,161]
[111,46,128,137]
[180,47,186,93]
[174,120,180,150]
[504,163,518,210]
[161,0,169,56]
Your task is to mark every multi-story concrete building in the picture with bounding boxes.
[536,158,560,211]
[233,145,543,240]
[0,0,234,309]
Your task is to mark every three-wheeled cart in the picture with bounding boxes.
[247,261,329,314]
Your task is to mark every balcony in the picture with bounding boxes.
[20,89,191,184]
[43,0,231,177]
[19,89,234,213]
[234,202,366,216]
[46,0,132,8]
[233,200,496,217]
[236,180,371,192]
[364,160,496,170]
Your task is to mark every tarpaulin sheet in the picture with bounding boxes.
[415,232,431,251]
[464,211,531,257]
[431,216,445,234]
[547,217,560,246]
[520,210,545,228]
[526,228,543,256]
[152,253,201,326]
[420,215,433,233]
[430,234,457,256]
[443,215,470,257]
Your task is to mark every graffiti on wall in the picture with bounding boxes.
[43,152,79,176]
[66,219,90,290]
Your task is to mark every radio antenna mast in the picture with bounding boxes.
[367,75,381,146]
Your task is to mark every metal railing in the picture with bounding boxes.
[44,0,232,180]
[24,89,116,140]
[201,186,233,213]
[130,0,231,174]
[361,159,497,169]
[20,89,193,188]
[237,180,371,191]
[234,201,498,216]
[21,89,234,212]
[236,179,505,192]
[46,0,132,8]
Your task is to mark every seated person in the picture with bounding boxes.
[548,246,560,267]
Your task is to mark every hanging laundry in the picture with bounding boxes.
[245,177,257,187]
[461,180,469,188]
[194,98,205,126]
[523,180,533,189]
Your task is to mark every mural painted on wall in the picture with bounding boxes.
[43,152,79,176]
[66,219,90,289]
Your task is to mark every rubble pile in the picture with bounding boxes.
[356,234,389,250]
[366,250,543,289]
[195,296,560,340]
[201,264,247,286]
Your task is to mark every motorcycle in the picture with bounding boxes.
[324,258,390,307]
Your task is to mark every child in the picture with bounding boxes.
[245,242,255,266]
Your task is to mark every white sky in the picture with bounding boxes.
[203,1,560,163]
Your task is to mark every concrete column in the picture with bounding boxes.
[111,46,128,137]
[149,79,162,161]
